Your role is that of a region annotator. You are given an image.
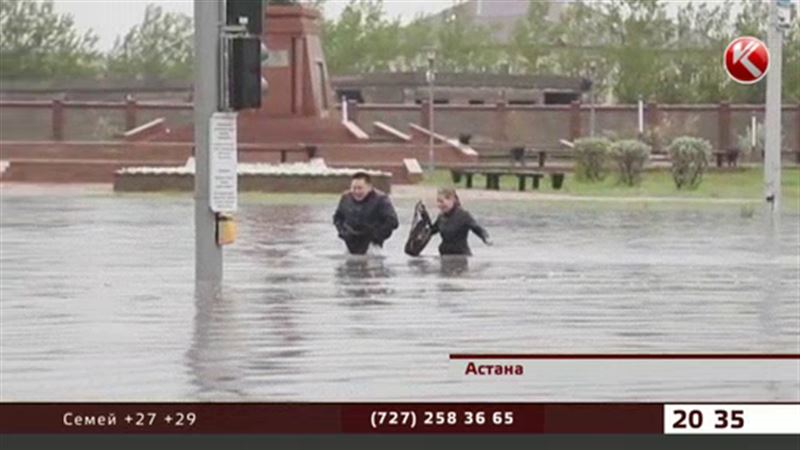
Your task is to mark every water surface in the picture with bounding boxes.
[1,188,798,401]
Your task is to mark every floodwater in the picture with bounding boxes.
[1,186,799,401]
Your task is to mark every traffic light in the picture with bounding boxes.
[228,36,262,110]
[226,0,264,35]
[224,0,265,111]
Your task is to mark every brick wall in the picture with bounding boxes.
[2,100,798,154]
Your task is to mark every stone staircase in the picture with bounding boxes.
[0,141,190,183]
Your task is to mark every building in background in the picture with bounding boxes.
[428,0,565,42]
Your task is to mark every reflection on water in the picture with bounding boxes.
[187,290,247,399]
[336,256,395,304]
[440,256,470,277]
[1,189,799,401]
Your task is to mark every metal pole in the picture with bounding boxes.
[638,96,644,136]
[194,0,223,295]
[589,85,596,137]
[764,0,783,221]
[428,73,435,172]
[589,63,597,137]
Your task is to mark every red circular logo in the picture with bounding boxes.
[724,37,770,84]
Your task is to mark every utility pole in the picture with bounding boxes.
[194,0,223,295]
[426,48,436,173]
[764,0,784,222]
[589,61,597,137]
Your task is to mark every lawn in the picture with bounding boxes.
[423,167,800,204]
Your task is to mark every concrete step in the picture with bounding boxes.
[1,159,180,183]
[146,116,361,144]
[318,143,475,165]
[326,161,422,185]
[0,141,191,162]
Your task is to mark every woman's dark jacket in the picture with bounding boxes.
[431,205,489,255]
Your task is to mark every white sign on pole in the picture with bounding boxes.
[209,112,238,213]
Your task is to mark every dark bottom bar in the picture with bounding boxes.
[0,403,663,434]
[3,435,799,450]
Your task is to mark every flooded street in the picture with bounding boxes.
[1,186,799,401]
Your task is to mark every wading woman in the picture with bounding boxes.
[430,188,491,256]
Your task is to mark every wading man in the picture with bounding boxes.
[333,172,399,255]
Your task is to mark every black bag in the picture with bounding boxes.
[404,201,434,256]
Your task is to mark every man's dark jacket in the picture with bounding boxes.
[333,190,398,254]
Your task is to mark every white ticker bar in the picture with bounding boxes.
[664,404,800,434]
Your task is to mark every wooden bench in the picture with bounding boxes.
[777,149,800,164]
[712,149,740,168]
[236,144,317,163]
[475,144,573,169]
[450,166,566,191]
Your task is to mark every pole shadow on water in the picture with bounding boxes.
[187,285,307,400]
[758,211,783,345]
[186,288,247,399]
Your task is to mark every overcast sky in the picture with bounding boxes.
[52,0,452,50]
[50,0,792,51]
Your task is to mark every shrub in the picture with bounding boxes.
[667,136,712,189]
[641,114,699,154]
[736,125,764,158]
[573,137,611,182]
[736,126,788,159]
[609,139,651,186]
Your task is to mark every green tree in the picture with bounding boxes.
[321,0,402,74]
[508,1,556,73]
[547,1,614,98]
[106,4,193,82]
[396,14,434,70]
[0,0,102,79]
[713,0,798,103]
[321,0,498,74]
[597,0,675,103]
[783,15,800,103]
[724,0,769,103]
[433,8,499,72]
[658,1,732,103]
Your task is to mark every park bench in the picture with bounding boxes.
[771,149,800,164]
[450,166,566,191]
[235,143,318,163]
[646,150,739,169]
[474,144,573,169]
[712,149,740,168]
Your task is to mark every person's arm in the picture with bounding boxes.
[464,210,490,244]
[373,196,399,241]
[419,203,434,227]
[429,215,440,235]
[333,195,348,238]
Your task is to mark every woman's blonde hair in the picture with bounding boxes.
[437,187,461,207]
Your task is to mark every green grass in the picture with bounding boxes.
[424,167,800,203]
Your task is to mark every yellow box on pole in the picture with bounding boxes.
[216,213,236,246]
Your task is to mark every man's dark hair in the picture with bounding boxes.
[351,171,372,184]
